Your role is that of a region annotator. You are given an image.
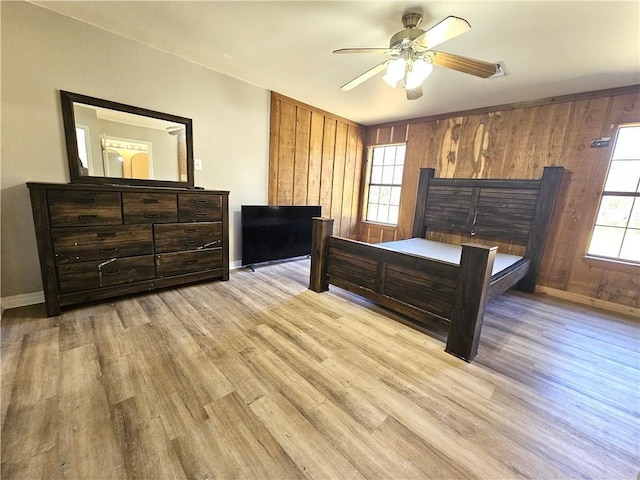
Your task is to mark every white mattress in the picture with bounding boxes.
[377,238,523,276]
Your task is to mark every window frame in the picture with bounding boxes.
[585,122,640,265]
[361,143,406,226]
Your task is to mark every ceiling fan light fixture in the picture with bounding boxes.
[382,72,399,88]
[412,58,433,79]
[405,58,433,89]
[382,58,406,88]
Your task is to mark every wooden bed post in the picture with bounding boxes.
[518,166,564,292]
[446,243,497,362]
[411,168,435,238]
[309,217,334,292]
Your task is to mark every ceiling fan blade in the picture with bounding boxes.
[340,61,389,91]
[414,16,471,50]
[406,85,423,100]
[427,51,498,78]
[333,48,396,54]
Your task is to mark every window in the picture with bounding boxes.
[75,126,90,169]
[587,124,640,263]
[363,144,406,225]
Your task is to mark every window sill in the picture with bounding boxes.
[361,220,398,229]
[582,256,640,275]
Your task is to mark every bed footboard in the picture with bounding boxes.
[309,217,497,361]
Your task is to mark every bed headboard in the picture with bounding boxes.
[411,166,564,290]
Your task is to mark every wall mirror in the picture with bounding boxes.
[60,90,194,187]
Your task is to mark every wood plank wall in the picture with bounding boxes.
[363,85,640,309]
[269,93,365,239]
[268,86,639,310]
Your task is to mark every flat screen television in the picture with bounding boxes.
[241,205,321,267]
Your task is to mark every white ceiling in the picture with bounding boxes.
[30,1,640,126]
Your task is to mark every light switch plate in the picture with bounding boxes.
[195,159,203,171]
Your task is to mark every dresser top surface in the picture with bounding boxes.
[27,182,229,195]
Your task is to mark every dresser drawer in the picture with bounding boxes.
[122,193,177,224]
[54,241,153,264]
[52,225,153,264]
[48,190,122,227]
[154,222,222,253]
[52,224,152,247]
[156,249,222,277]
[57,255,156,293]
[178,194,222,222]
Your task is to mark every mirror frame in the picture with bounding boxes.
[60,90,194,188]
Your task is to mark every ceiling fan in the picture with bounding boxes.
[333,12,502,100]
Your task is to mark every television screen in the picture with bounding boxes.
[241,205,322,267]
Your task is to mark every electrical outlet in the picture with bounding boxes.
[195,159,203,171]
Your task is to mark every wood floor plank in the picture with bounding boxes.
[203,392,303,479]
[58,344,125,480]
[171,424,242,480]
[1,444,59,480]
[90,307,132,365]
[240,341,326,412]
[58,308,95,353]
[2,258,638,479]
[249,390,364,479]
[371,416,478,479]
[320,353,521,478]
[100,355,136,406]
[258,305,336,362]
[305,395,429,479]
[9,327,59,407]
[1,395,58,465]
[111,398,187,480]
[247,313,388,431]
[214,353,272,404]
[114,298,151,329]
[0,340,22,430]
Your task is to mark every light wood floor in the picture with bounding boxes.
[2,259,639,479]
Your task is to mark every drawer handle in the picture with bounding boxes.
[78,214,98,220]
[199,240,221,249]
[195,199,208,205]
[100,247,119,254]
[102,270,121,276]
[144,213,160,219]
[195,213,207,218]
[183,228,197,234]
[185,241,198,246]
[184,260,198,265]
[76,197,97,204]
[97,232,116,238]
[143,198,159,204]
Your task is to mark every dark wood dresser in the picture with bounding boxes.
[27,182,229,316]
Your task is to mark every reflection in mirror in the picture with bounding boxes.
[60,91,194,187]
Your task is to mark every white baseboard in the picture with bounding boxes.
[230,260,243,270]
[1,291,45,314]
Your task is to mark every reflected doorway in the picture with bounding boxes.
[102,135,153,179]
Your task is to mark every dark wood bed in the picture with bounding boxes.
[309,166,564,362]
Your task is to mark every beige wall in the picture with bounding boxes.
[1,2,270,301]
